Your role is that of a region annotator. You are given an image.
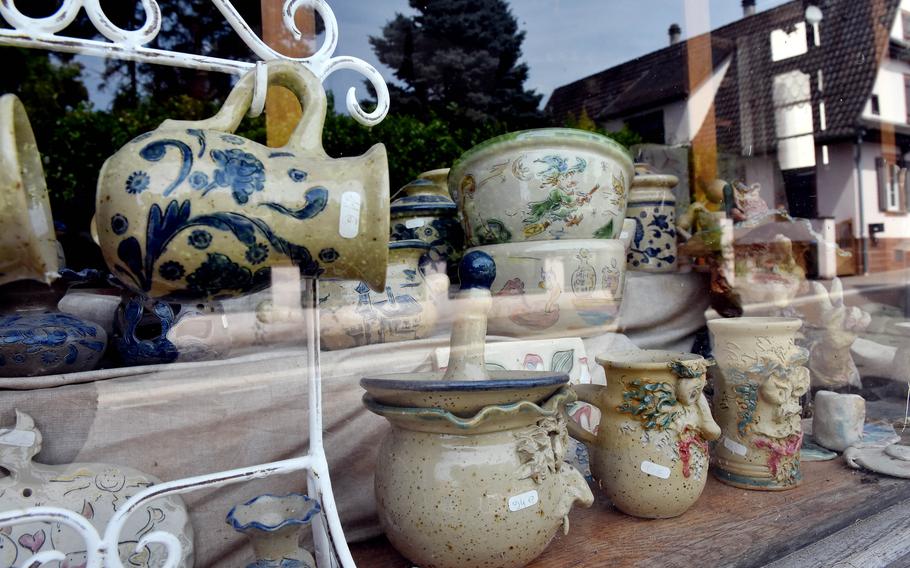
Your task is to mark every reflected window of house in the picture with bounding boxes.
[770,22,808,61]
[871,94,881,116]
[876,157,907,213]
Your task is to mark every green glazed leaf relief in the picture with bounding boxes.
[617,379,679,430]
[592,220,614,239]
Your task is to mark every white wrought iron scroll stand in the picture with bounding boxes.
[0,1,390,567]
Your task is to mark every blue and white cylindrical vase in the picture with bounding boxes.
[626,165,678,273]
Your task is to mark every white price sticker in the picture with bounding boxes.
[338,191,361,239]
[723,436,748,456]
[640,460,671,479]
[0,429,36,447]
[508,490,539,512]
[404,218,425,229]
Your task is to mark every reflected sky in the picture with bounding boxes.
[79,0,790,111]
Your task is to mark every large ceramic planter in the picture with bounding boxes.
[566,350,720,518]
[366,387,593,568]
[0,94,61,286]
[95,61,390,301]
[708,317,810,490]
[449,128,634,245]
[390,168,464,277]
[626,165,678,272]
[319,240,447,350]
[226,493,319,568]
[469,233,632,338]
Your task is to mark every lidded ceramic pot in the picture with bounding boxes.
[319,240,448,351]
[566,350,720,518]
[0,312,107,377]
[708,317,809,490]
[0,94,61,287]
[361,252,593,568]
[95,61,390,301]
[449,128,634,245]
[626,163,678,273]
[390,168,464,277]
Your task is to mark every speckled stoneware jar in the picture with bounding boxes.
[0,312,107,377]
[449,128,634,245]
[95,61,390,301]
[708,317,810,490]
[366,387,593,568]
[319,240,448,350]
[626,163,678,272]
[468,229,633,339]
[390,169,464,277]
[226,493,319,568]
[0,94,61,286]
[566,351,720,518]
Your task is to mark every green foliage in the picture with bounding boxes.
[564,109,643,149]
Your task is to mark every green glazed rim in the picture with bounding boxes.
[449,127,634,192]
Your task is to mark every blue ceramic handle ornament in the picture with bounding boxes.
[458,250,496,291]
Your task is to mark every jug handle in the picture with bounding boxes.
[160,61,328,156]
[564,384,602,445]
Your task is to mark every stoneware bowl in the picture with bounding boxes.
[0,94,61,286]
[468,230,633,338]
[449,128,634,246]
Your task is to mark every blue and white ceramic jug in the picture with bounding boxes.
[95,61,390,301]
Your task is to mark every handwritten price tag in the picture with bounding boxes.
[508,490,539,512]
[723,436,748,456]
[338,191,361,239]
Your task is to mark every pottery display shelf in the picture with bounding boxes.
[351,458,910,567]
[0,1,390,567]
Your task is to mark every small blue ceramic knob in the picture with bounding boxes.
[459,250,496,291]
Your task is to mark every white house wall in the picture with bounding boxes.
[816,143,860,232]
[742,156,778,208]
[863,59,910,124]
[892,0,910,40]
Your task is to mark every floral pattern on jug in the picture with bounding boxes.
[709,317,810,490]
[95,62,390,301]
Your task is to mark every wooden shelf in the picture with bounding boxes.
[350,459,910,567]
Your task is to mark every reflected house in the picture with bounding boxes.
[547,0,910,274]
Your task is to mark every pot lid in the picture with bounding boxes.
[632,162,678,189]
[360,250,568,414]
[391,175,457,215]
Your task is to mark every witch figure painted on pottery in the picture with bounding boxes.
[710,317,810,490]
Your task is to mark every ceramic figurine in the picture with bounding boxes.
[800,278,871,389]
[566,351,720,518]
[362,252,593,568]
[449,128,634,245]
[226,493,319,568]
[468,226,633,339]
[734,234,805,310]
[0,410,194,566]
[0,94,61,287]
[114,296,180,365]
[812,391,865,452]
[319,240,448,350]
[709,317,810,490]
[626,163,678,273]
[95,61,390,301]
[0,312,107,377]
[731,181,770,225]
[390,169,464,277]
